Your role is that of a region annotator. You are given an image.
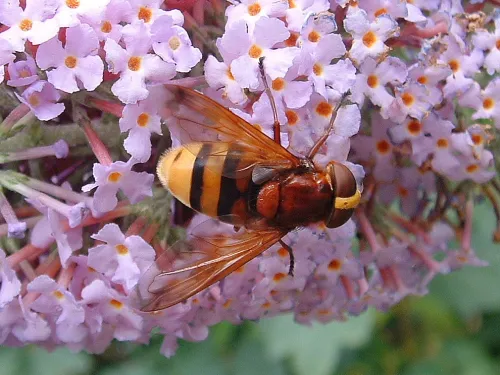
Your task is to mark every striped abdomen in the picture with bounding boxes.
[157,143,253,224]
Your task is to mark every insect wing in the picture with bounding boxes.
[162,84,301,176]
[137,223,285,312]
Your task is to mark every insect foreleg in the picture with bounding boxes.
[279,239,295,276]
[258,57,282,146]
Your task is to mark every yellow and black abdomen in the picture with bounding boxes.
[157,142,251,224]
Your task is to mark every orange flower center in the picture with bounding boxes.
[285,110,299,125]
[315,101,333,117]
[107,171,122,182]
[226,68,235,80]
[248,44,263,58]
[496,39,500,50]
[367,75,378,88]
[115,244,129,255]
[128,56,142,71]
[66,0,80,9]
[407,119,422,135]
[376,139,391,154]
[362,31,377,47]
[483,97,494,110]
[273,272,287,282]
[64,56,77,69]
[328,259,342,271]
[374,8,387,17]
[436,138,449,148]
[397,186,409,197]
[137,112,150,127]
[466,164,479,173]
[417,75,428,84]
[308,30,321,43]
[247,3,261,16]
[109,299,123,309]
[138,6,153,23]
[448,59,460,73]
[401,92,415,107]
[52,291,64,300]
[313,63,323,76]
[19,19,33,31]
[471,134,483,145]
[272,77,285,91]
[101,20,112,33]
[28,93,40,107]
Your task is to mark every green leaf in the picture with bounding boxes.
[402,339,499,375]
[257,310,375,375]
[0,346,93,375]
[430,202,500,317]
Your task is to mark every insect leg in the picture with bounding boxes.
[307,92,349,159]
[278,239,295,276]
[258,57,282,145]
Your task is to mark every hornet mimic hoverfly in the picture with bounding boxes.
[138,62,362,312]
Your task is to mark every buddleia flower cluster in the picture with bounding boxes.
[0,0,498,356]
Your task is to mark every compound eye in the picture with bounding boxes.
[325,163,359,228]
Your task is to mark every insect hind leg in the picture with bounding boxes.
[279,239,295,276]
[258,57,282,146]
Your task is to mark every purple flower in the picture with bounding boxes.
[151,14,202,73]
[28,275,87,344]
[119,98,162,162]
[0,248,21,308]
[6,53,38,87]
[344,8,399,64]
[88,223,155,292]
[104,21,176,104]
[55,0,111,28]
[226,0,288,34]
[36,24,103,93]
[16,80,65,121]
[221,18,299,90]
[0,0,59,52]
[82,159,154,214]
[84,0,131,42]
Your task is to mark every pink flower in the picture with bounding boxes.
[344,8,399,64]
[104,21,176,104]
[55,0,111,27]
[6,53,38,87]
[119,98,162,162]
[0,0,59,52]
[226,0,288,34]
[83,0,131,42]
[82,159,154,214]
[0,248,21,308]
[151,14,202,73]
[36,24,104,93]
[220,18,298,90]
[16,81,65,121]
[88,223,155,292]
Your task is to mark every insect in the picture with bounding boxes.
[139,64,361,312]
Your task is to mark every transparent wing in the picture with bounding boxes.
[137,220,286,312]
[162,84,301,172]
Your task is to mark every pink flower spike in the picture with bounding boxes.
[344,9,399,65]
[104,22,176,104]
[88,223,155,292]
[6,53,38,87]
[82,159,154,214]
[119,99,162,162]
[56,0,111,27]
[0,0,59,52]
[15,81,65,121]
[0,189,27,239]
[0,248,22,307]
[0,140,68,163]
[27,275,87,344]
[36,24,104,93]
